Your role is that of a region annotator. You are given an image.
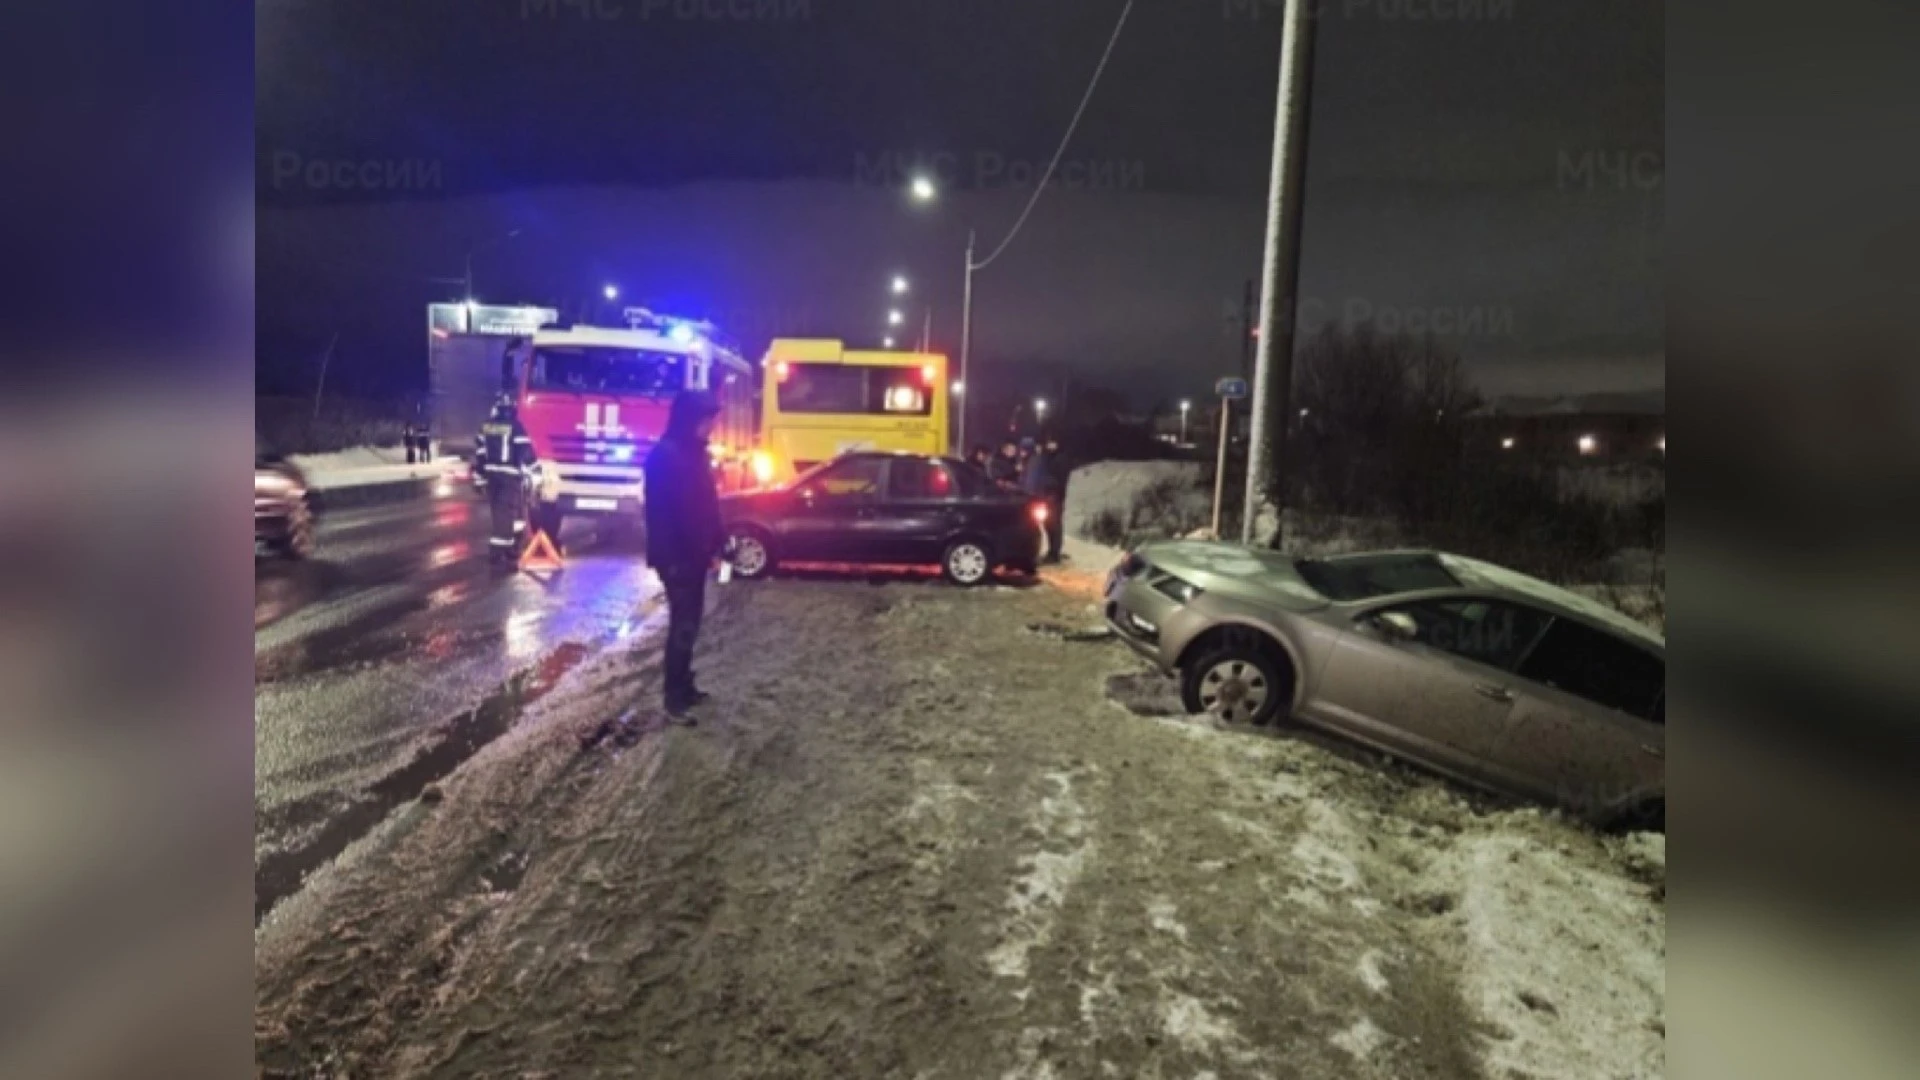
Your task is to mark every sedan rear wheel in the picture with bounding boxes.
[1181,648,1284,726]
[942,539,992,587]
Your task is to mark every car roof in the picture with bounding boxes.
[839,450,968,465]
[1282,548,1662,649]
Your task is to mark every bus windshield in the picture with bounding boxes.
[530,346,686,395]
[776,363,932,416]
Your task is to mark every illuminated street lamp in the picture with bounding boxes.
[952,380,966,396]
[1034,398,1049,424]
[891,275,910,295]
[910,176,936,201]
[883,336,896,348]
[1578,434,1599,456]
[887,309,904,326]
[602,283,619,301]
[1180,399,1191,443]
[1501,436,1516,450]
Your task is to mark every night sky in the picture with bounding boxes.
[256,0,1663,405]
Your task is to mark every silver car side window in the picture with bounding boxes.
[1376,599,1552,671]
[1515,620,1665,721]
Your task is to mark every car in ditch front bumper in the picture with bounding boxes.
[1103,551,1213,672]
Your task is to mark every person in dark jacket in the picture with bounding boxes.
[988,439,1022,486]
[643,391,726,720]
[966,444,992,475]
[1022,432,1068,563]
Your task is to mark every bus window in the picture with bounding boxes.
[778,363,933,417]
[530,346,685,395]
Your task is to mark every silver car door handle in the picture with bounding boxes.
[1473,683,1515,703]
[1641,743,1664,759]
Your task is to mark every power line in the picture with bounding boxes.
[972,0,1135,272]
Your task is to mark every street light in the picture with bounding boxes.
[1180,399,1191,443]
[904,177,981,452]
[887,309,904,326]
[603,284,619,301]
[891,275,910,295]
[1035,398,1049,424]
[952,380,966,396]
[883,336,896,348]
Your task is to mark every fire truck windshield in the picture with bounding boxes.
[529,346,686,395]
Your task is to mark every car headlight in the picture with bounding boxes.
[1150,573,1204,603]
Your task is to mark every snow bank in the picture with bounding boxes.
[288,445,462,490]
[1063,460,1204,539]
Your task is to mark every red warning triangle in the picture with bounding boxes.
[519,529,564,572]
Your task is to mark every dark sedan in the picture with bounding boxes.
[721,452,1045,585]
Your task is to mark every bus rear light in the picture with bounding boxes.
[775,361,791,381]
[921,363,936,384]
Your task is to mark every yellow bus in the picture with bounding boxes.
[754,338,950,483]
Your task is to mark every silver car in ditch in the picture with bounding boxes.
[1105,544,1664,827]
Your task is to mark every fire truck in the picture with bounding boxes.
[429,303,756,537]
[427,301,559,463]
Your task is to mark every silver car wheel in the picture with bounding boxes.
[732,534,769,577]
[1198,659,1270,724]
[947,543,989,585]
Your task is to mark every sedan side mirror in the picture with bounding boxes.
[1370,611,1419,642]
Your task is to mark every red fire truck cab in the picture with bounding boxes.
[506,309,756,538]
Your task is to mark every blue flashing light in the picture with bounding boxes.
[667,323,696,345]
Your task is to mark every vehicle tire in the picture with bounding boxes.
[1610,798,1665,834]
[942,538,993,587]
[1180,643,1287,726]
[727,527,775,580]
[531,503,564,544]
[274,497,315,560]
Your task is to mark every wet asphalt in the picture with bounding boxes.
[254,489,663,922]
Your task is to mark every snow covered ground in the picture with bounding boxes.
[286,445,462,490]
[255,563,1663,1079]
[1062,459,1204,538]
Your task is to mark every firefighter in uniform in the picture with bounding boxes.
[480,396,538,565]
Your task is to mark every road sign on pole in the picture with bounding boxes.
[1209,383,1242,539]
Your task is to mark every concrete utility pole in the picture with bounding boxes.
[1241,0,1319,546]
[958,228,976,453]
[1239,278,1256,382]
